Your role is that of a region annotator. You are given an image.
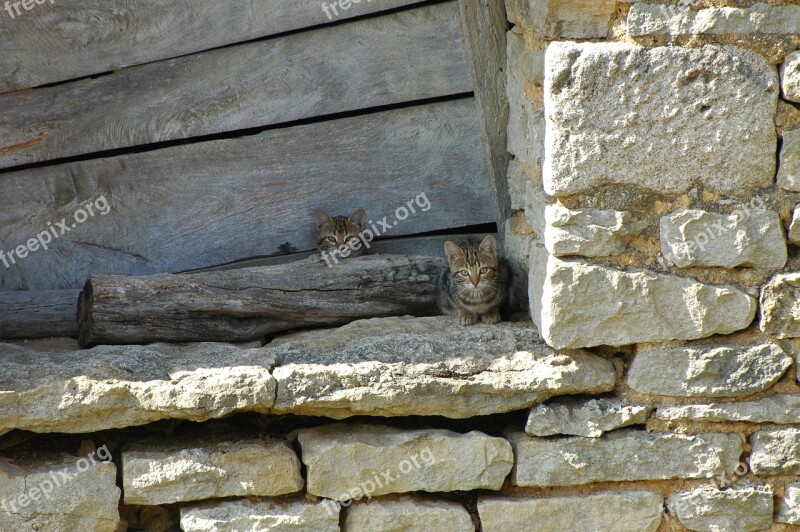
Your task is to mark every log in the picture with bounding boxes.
[78,255,443,347]
[0,290,80,339]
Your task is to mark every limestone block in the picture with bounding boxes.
[180,498,339,532]
[344,496,473,532]
[667,487,773,532]
[526,398,651,437]
[546,204,646,257]
[628,3,800,37]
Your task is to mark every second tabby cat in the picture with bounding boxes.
[314,208,367,262]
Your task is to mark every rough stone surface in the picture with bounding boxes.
[789,205,800,245]
[628,343,791,398]
[122,435,303,506]
[270,316,616,418]
[526,398,651,437]
[777,482,800,525]
[760,273,800,338]
[783,52,800,103]
[0,342,276,435]
[543,43,777,196]
[297,424,513,500]
[180,498,339,532]
[667,487,773,532]
[660,208,786,269]
[545,205,646,257]
[627,3,800,36]
[507,31,545,169]
[750,428,800,475]
[657,394,800,424]
[506,0,617,38]
[778,128,800,191]
[0,452,120,531]
[478,491,663,532]
[538,258,757,349]
[508,430,742,487]
[504,212,534,309]
[345,496,473,532]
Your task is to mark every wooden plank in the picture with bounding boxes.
[0,0,426,94]
[458,0,511,232]
[0,2,470,169]
[0,99,494,291]
[78,255,442,346]
[0,290,80,339]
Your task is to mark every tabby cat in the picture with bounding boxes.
[437,235,512,325]
[314,208,367,263]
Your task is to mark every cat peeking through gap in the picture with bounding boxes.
[315,208,367,265]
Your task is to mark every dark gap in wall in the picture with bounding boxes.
[0,92,474,175]
[377,222,499,241]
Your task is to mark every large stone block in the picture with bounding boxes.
[778,128,800,191]
[628,3,800,36]
[344,496,473,532]
[506,0,616,38]
[628,343,791,398]
[660,208,786,269]
[657,395,800,424]
[538,257,757,349]
[760,273,800,338]
[0,342,276,435]
[783,52,800,103]
[478,491,663,532]
[508,430,742,487]
[122,435,303,506]
[750,428,800,475]
[0,452,120,531]
[667,487,773,532]
[271,316,615,418]
[543,43,777,196]
[297,424,512,500]
[526,398,651,437]
[546,205,646,257]
[180,498,339,532]
[778,482,800,525]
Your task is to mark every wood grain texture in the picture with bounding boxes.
[0,1,470,169]
[458,0,511,231]
[78,254,443,346]
[0,290,80,339]
[0,0,426,94]
[0,99,494,291]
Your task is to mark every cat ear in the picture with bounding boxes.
[314,208,333,231]
[479,235,497,257]
[348,208,366,230]
[443,241,464,265]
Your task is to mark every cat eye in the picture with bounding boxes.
[479,267,489,274]
[459,270,469,276]
[326,236,337,243]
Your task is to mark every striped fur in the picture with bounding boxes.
[315,208,367,257]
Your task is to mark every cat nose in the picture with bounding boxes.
[470,275,480,286]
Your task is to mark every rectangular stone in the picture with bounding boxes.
[627,3,800,36]
[180,498,339,532]
[760,273,800,338]
[657,395,800,424]
[297,424,513,500]
[508,429,743,486]
[778,482,800,525]
[538,257,757,349]
[750,428,800,475]
[526,398,651,437]
[122,435,303,505]
[506,0,616,38]
[543,43,778,196]
[507,31,545,169]
[478,491,663,532]
[779,128,800,191]
[345,496,473,532]
[783,51,800,103]
[668,487,773,532]
[546,205,646,257]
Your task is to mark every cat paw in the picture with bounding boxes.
[458,311,478,326]
[482,311,501,324]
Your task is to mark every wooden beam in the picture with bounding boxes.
[78,255,443,346]
[0,100,494,291]
[0,2,470,169]
[0,0,427,94]
[0,290,80,339]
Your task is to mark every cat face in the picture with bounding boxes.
[315,208,367,254]
[443,235,499,290]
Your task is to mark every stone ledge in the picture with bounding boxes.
[180,498,339,532]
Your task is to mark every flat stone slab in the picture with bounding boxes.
[122,435,303,505]
[545,205,645,257]
[543,42,777,196]
[0,451,120,531]
[180,498,339,532]
[656,395,800,424]
[778,128,800,191]
[628,343,792,398]
[478,491,663,532]
[759,273,800,338]
[628,3,800,36]
[660,208,786,269]
[778,482,800,525]
[297,424,513,500]
[508,429,742,487]
[538,258,757,349]
[0,342,276,435]
[783,51,800,103]
[668,487,773,532]
[526,398,651,437]
[270,316,616,418]
[345,496,473,532]
[750,428,800,475]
